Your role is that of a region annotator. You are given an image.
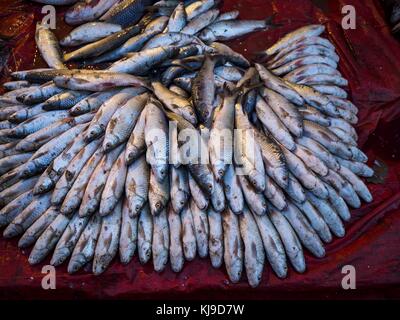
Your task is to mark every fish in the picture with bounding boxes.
[199,16,276,42]
[151,81,197,125]
[79,144,124,216]
[65,0,121,25]
[93,200,122,275]
[255,63,304,105]
[170,166,189,214]
[54,72,149,91]
[144,98,169,182]
[221,208,243,283]
[101,0,154,27]
[125,107,147,164]
[152,208,169,272]
[266,24,326,56]
[181,9,219,35]
[108,46,179,74]
[64,25,142,62]
[35,24,66,70]
[50,214,90,266]
[167,2,187,32]
[192,54,217,127]
[60,22,122,47]
[68,214,102,273]
[239,206,265,287]
[119,197,138,264]
[99,151,128,216]
[167,205,184,272]
[103,93,148,151]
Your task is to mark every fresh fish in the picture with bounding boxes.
[167,2,186,32]
[108,46,179,74]
[207,207,223,268]
[152,208,169,272]
[28,214,70,265]
[51,137,102,205]
[167,205,184,272]
[34,131,88,194]
[210,42,250,68]
[101,0,154,27]
[125,107,147,163]
[268,204,305,273]
[192,54,217,127]
[50,214,90,266]
[266,25,326,56]
[104,93,148,151]
[119,197,138,264]
[70,90,120,115]
[181,9,219,35]
[151,81,197,125]
[221,208,243,283]
[238,174,267,216]
[259,87,303,137]
[86,88,143,141]
[255,64,304,105]
[148,167,170,215]
[65,0,121,25]
[190,199,209,258]
[268,45,339,70]
[3,192,52,238]
[60,147,103,216]
[143,32,201,50]
[22,82,65,105]
[253,127,288,188]
[99,151,127,216]
[64,25,142,62]
[79,144,124,216]
[144,98,169,182]
[239,206,265,287]
[93,200,122,275]
[35,24,65,69]
[68,214,102,273]
[188,172,209,210]
[215,10,239,22]
[60,22,122,47]
[90,18,168,64]
[185,0,216,20]
[255,95,295,151]
[21,123,87,178]
[271,55,338,76]
[199,16,276,42]
[170,166,189,214]
[137,204,153,264]
[180,203,196,261]
[18,207,58,249]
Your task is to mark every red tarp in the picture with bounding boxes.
[0,0,400,300]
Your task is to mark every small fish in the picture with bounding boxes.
[35,24,66,69]
[60,22,122,47]
[266,24,326,56]
[65,0,120,25]
[199,16,276,42]
[167,2,187,32]
[101,0,154,27]
[64,25,142,62]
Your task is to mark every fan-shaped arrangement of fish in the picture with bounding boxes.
[0,0,373,287]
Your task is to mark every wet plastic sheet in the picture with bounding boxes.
[0,0,400,299]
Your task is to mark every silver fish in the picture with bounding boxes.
[35,24,65,69]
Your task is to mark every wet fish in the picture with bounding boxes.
[64,25,142,62]
[35,24,66,69]
[60,22,122,47]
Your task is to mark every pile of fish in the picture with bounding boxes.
[0,0,373,287]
